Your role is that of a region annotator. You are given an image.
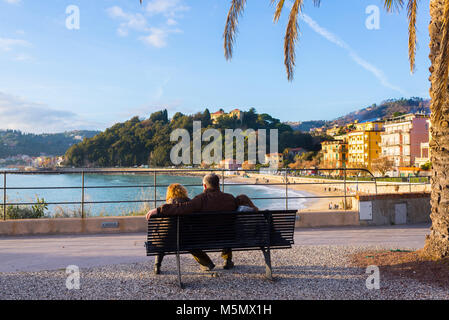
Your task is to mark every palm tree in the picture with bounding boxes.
[223,0,449,260]
[137,0,449,259]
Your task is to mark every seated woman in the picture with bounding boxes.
[235,194,259,212]
[152,183,215,274]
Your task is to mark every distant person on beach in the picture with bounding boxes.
[146,173,241,271]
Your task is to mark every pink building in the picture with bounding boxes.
[381,113,430,169]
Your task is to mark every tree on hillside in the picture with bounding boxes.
[216,0,449,259]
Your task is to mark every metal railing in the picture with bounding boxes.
[0,167,430,220]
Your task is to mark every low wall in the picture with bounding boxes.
[0,216,147,236]
[295,211,359,228]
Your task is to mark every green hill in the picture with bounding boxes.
[0,130,100,158]
[64,109,321,167]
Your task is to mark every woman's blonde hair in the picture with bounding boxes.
[166,183,188,202]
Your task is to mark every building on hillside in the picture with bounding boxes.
[242,160,256,170]
[326,126,341,137]
[211,110,225,123]
[310,127,324,135]
[380,113,430,171]
[229,109,243,121]
[265,153,284,168]
[347,121,384,171]
[210,109,243,124]
[415,142,430,168]
[321,140,348,170]
[219,159,241,170]
[355,119,383,131]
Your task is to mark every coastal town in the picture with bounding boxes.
[0,110,432,180]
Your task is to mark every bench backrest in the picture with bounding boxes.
[146,210,297,256]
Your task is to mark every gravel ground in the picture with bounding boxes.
[1,245,448,300]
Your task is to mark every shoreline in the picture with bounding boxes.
[226,175,346,212]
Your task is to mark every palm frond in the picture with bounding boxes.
[224,0,247,60]
[384,0,404,12]
[313,0,321,7]
[273,0,286,23]
[407,0,418,73]
[284,0,303,81]
[434,0,449,120]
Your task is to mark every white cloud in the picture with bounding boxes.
[145,0,189,17]
[107,1,188,48]
[300,13,406,95]
[139,28,168,48]
[13,53,32,62]
[0,37,30,51]
[0,92,100,133]
[3,0,21,4]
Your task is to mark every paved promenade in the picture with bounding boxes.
[0,224,430,273]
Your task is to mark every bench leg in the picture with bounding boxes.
[176,251,184,289]
[261,247,273,281]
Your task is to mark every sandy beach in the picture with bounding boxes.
[226,174,348,212]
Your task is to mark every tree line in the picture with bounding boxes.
[64,108,322,167]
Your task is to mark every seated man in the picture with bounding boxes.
[146,173,238,271]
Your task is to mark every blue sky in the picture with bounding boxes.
[0,0,431,133]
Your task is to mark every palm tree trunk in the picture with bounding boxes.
[423,0,449,259]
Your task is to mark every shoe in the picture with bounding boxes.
[199,262,215,272]
[223,260,235,270]
[153,264,161,275]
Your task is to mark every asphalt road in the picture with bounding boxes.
[0,224,430,273]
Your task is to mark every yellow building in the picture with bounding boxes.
[211,109,243,124]
[347,121,383,171]
[211,110,225,123]
[321,140,348,169]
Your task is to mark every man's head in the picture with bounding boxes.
[202,173,220,191]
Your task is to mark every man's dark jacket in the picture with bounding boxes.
[157,188,237,216]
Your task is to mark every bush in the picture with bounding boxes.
[6,197,48,220]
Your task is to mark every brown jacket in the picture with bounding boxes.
[157,189,237,216]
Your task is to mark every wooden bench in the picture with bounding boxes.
[145,210,297,288]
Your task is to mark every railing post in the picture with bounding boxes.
[409,176,412,193]
[343,169,347,210]
[81,171,85,219]
[3,172,6,221]
[154,171,157,209]
[374,177,378,195]
[284,169,288,210]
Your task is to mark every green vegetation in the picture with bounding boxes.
[0,130,100,158]
[5,197,48,219]
[65,108,322,167]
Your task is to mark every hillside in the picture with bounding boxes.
[0,130,100,158]
[287,97,430,132]
[64,109,322,167]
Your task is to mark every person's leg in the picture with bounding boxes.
[190,250,215,270]
[154,253,164,275]
[221,248,234,269]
